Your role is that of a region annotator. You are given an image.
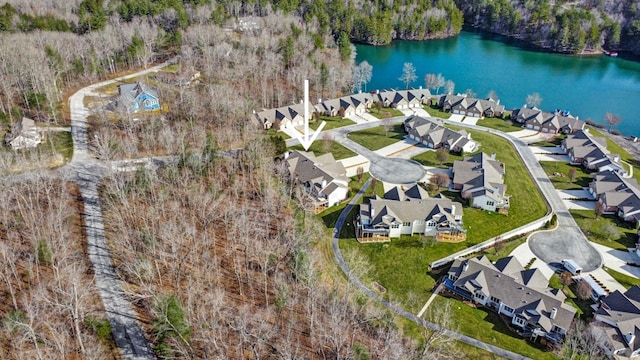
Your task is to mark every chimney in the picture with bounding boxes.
[451,204,456,215]
[626,332,636,346]
[284,151,290,159]
[550,308,557,320]
[462,261,469,272]
[491,153,496,159]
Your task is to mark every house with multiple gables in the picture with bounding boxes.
[256,103,306,130]
[589,170,640,223]
[375,88,431,109]
[445,256,577,344]
[512,107,585,134]
[283,150,349,213]
[5,117,41,150]
[357,185,465,243]
[316,93,372,117]
[155,69,200,87]
[114,82,160,114]
[404,115,478,153]
[452,152,510,213]
[562,130,627,176]
[593,285,640,358]
[439,94,505,118]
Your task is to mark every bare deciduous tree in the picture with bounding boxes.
[399,62,417,90]
[430,172,451,193]
[603,112,621,132]
[525,92,543,108]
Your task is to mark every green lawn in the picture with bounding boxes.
[539,161,592,190]
[603,266,640,290]
[368,107,404,119]
[305,115,355,131]
[266,127,290,139]
[412,149,464,168]
[476,117,523,133]
[289,140,356,160]
[570,209,638,250]
[422,104,451,119]
[347,124,405,151]
[48,131,74,161]
[425,297,558,360]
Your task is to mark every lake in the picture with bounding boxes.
[355,30,640,136]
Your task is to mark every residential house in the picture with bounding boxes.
[404,116,478,153]
[445,256,577,344]
[563,130,627,176]
[5,117,41,150]
[374,89,431,109]
[358,185,465,242]
[439,95,504,118]
[452,152,510,213]
[593,286,640,358]
[114,82,160,114]
[590,170,640,223]
[256,103,307,130]
[284,150,349,212]
[512,107,585,134]
[155,69,200,87]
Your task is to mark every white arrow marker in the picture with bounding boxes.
[296,79,326,150]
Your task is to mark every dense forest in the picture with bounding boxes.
[455,0,640,54]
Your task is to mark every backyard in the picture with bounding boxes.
[570,209,638,250]
[475,117,523,133]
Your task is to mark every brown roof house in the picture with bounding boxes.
[256,103,307,130]
[593,286,640,358]
[357,185,465,243]
[284,150,349,213]
[5,117,42,150]
[404,115,478,153]
[445,256,577,344]
[452,152,509,213]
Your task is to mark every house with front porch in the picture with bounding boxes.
[404,116,478,153]
[593,286,640,358]
[357,185,465,242]
[256,103,308,130]
[452,152,509,213]
[445,256,577,344]
[283,150,349,212]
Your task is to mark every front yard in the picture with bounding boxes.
[476,117,523,133]
[305,115,355,131]
[367,107,404,119]
[539,161,592,190]
[289,139,356,160]
[347,124,405,150]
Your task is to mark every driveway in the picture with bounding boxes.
[557,189,594,200]
[462,116,480,125]
[590,242,640,278]
[448,114,464,122]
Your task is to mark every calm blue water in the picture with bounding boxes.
[356,30,640,136]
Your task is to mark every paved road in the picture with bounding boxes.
[67,61,176,359]
[332,179,531,360]
[442,123,602,271]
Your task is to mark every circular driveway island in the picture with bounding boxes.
[528,226,602,272]
[369,157,426,184]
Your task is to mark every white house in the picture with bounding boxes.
[6,117,42,150]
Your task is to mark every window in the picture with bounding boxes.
[391,224,399,229]
[486,201,495,206]
[403,222,411,227]
[503,305,514,313]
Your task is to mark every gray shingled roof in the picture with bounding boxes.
[452,152,506,196]
[595,286,640,355]
[449,256,576,332]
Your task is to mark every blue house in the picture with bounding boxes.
[116,82,160,113]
